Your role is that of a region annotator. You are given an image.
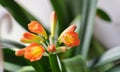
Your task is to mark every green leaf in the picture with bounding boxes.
[76,0,97,60]
[16,66,35,72]
[63,55,88,72]
[28,56,51,72]
[93,63,114,72]
[3,48,51,72]
[97,8,111,22]
[50,0,83,35]
[2,40,25,48]
[0,0,30,30]
[3,48,28,66]
[95,46,120,67]
[88,37,105,60]
[0,0,47,31]
[27,61,44,72]
[4,62,22,72]
[106,65,120,72]
[64,0,83,21]
[50,0,71,35]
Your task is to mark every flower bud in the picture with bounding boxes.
[28,21,47,39]
[58,25,77,42]
[50,11,57,38]
[48,44,56,52]
[59,46,67,52]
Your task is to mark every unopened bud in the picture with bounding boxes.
[59,46,67,52]
[50,11,57,38]
[58,25,77,42]
[48,44,56,52]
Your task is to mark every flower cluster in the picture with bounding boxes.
[15,12,80,62]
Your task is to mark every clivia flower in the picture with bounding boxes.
[15,11,80,62]
[28,21,48,39]
[61,31,80,47]
[15,43,45,62]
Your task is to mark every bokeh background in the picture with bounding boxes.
[1,0,120,49]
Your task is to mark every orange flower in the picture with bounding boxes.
[28,21,47,39]
[58,25,76,42]
[20,32,44,43]
[24,43,45,62]
[61,31,80,47]
[15,43,45,62]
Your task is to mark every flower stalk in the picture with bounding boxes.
[49,54,61,72]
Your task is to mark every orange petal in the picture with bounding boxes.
[24,43,45,62]
[61,31,80,47]
[22,32,44,43]
[20,38,33,43]
[58,25,76,41]
[15,48,25,56]
[28,21,47,39]
[23,32,36,40]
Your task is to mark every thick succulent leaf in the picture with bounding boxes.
[95,46,120,67]
[63,55,88,72]
[97,8,111,22]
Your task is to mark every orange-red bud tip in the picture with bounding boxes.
[48,44,56,52]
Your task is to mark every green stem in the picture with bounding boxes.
[49,54,61,72]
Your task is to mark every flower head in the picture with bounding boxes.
[61,31,80,47]
[24,43,45,62]
[15,12,80,62]
[28,21,47,39]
